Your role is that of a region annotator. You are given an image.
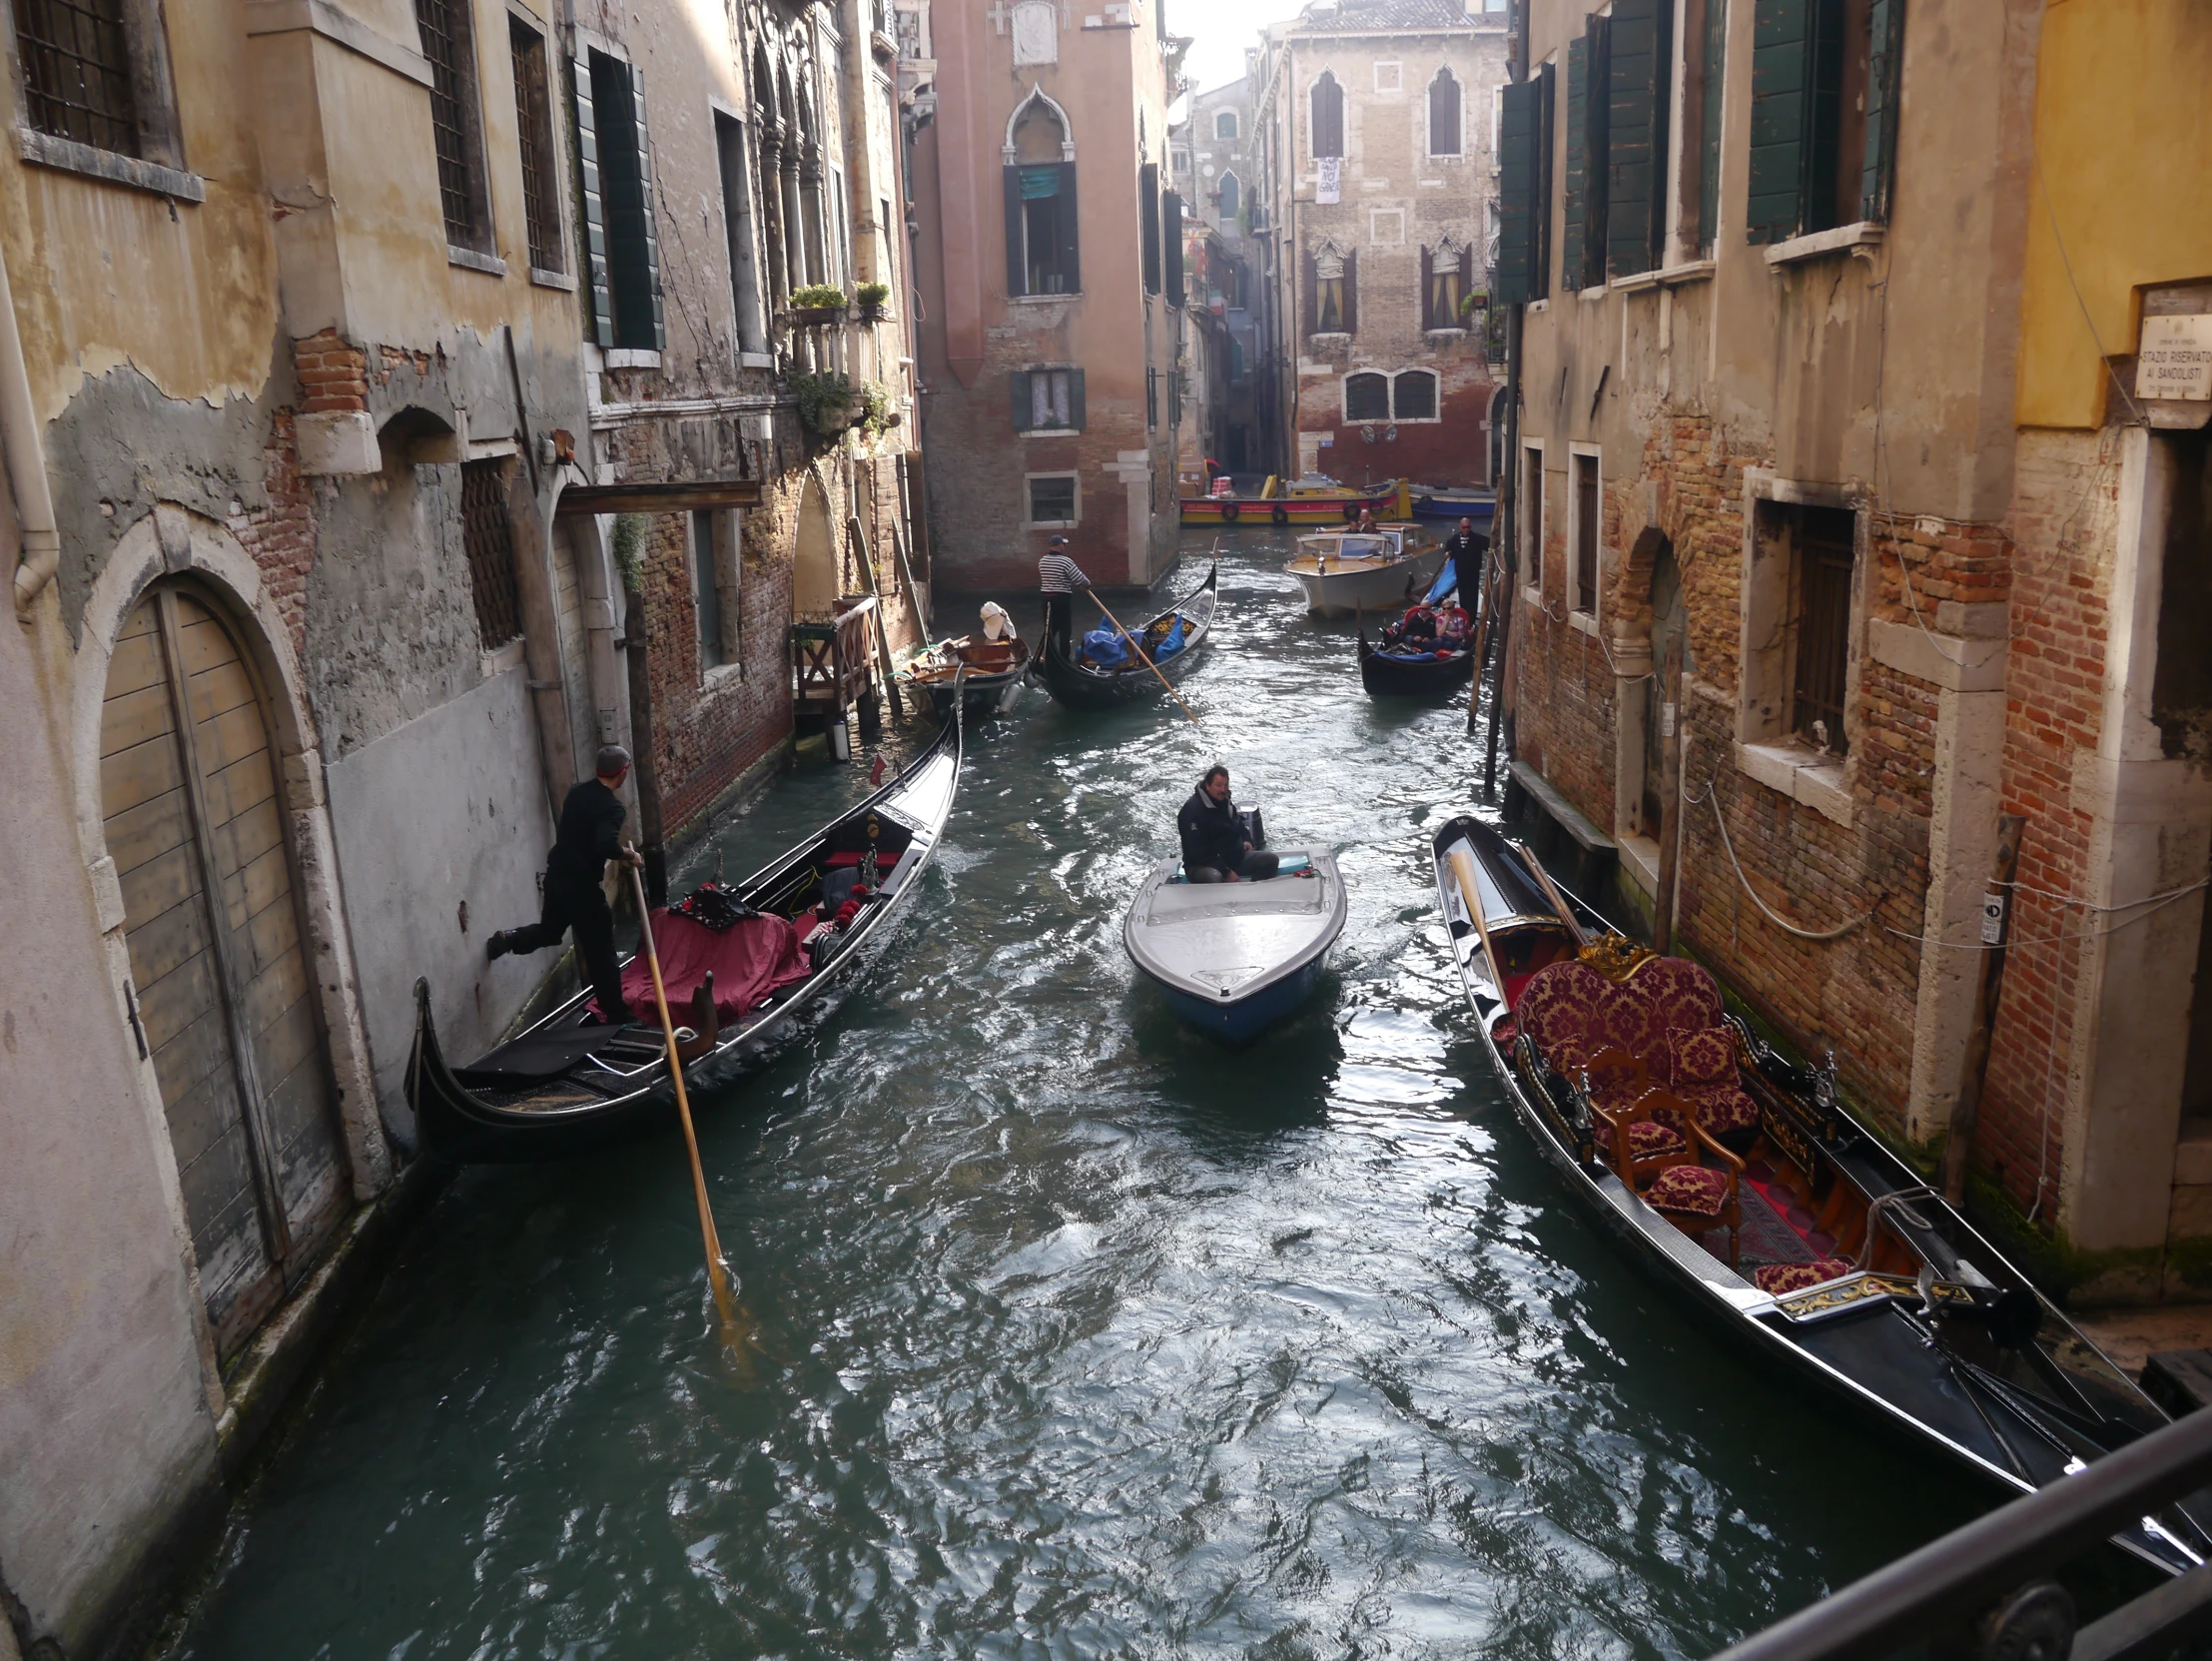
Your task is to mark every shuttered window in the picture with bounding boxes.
[1858,0,1902,222]
[1002,162,1081,295]
[1605,0,1672,278]
[582,50,664,348]
[1310,72,1343,159]
[1495,78,1539,303]
[1746,0,1864,244]
[1561,19,1609,294]
[1428,68,1461,157]
[1140,163,1161,293]
[1162,190,1184,307]
[1697,0,1728,251]
[1010,367,1086,432]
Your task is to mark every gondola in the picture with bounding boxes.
[405,713,964,1163]
[900,633,1030,719]
[1038,561,1218,711]
[1358,627,1474,697]
[1431,816,2212,1577]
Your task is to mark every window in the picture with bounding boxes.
[1561,15,1610,293]
[1162,189,1184,308]
[692,510,729,672]
[416,0,492,251]
[1522,443,1545,588]
[1747,0,1902,244]
[1027,472,1079,526]
[1172,147,1189,175]
[1423,241,1464,329]
[1308,243,1354,334]
[832,168,853,286]
[1011,367,1085,432]
[1494,62,1554,303]
[1309,72,1343,160]
[1003,100,1079,297]
[1603,0,1673,277]
[1214,110,1238,140]
[17,0,138,155]
[1217,170,1238,222]
[1139,163,1160,292]
[1393,370,1437,420]
[1344,373,1389,422]
[1688,0,1728,253]
[510,20,562,274]
[715,112,767,354]
[459,460,520,649]
[879,196,896,290]
[1791,505,1854,753]
[1571,449,1600,614]
[578,49,664,349]
[1428,68,1461,157]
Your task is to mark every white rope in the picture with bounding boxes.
[1703,786,1874,942]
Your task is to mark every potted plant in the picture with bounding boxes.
[1458,290,1489,321]
[788,369,857,443]
[787,284,850,327]
[855,281,892,323]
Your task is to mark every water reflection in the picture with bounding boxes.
[175,534,1978,1661]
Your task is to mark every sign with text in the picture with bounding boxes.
[2136,314,2212,402]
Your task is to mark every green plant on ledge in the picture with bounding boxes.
[789,283,850,310]
[853,380,899,442]
[856,281,892,313]
[787,369,856,437]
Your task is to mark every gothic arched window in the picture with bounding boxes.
[1309,72,1342,160]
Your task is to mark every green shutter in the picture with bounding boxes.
[1698,0,1727,251]
[1162,191,1184,307]
[1139,163,1160,293]
[1056,162,1081,293]
[1858,0,1902,223]
[1606,0,1670,278]
[1536,63,1556,298]
[1341,247,1356,335]
[1004,166,1026,295]
[1069,369,1086,431]
[1747,0,1815,242]
[1011,370,1033,431]
[1495,78,1539,304]
[629,70,665,351]
[1562,20,1608,292]
[571,54,612,346]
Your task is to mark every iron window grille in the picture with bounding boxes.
[459,461,522,649]
[1792,507,1855,754]
[1392,371,1437,420]
[1028,474,1078,524]
[415,0,489,250]
[16,0,139,155]
[510,19,562,273]
[1573,452,1599,611]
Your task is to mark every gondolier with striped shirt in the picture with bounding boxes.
[1039,535,1091,661]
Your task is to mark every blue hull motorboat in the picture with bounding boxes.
[1409,487,1497,523]
[1123,850,1347,1044]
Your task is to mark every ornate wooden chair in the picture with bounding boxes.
[1610,1088,1746,1267]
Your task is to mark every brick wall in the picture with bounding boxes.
[231,409,319,662]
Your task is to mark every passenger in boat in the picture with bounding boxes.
[1382,606,1439,652]
[1038,535,1092,660]
[1424,520,1488,609]
[1353,504,1380,534]
[484,745,644,1024]
[1436,604,1472,649]
[1178,765,1281,884]
[980,601,1017,642]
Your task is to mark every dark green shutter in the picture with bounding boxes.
[571,54,612,345]
[1561,21,1607,292]
[1139,163,1160,293]
[1056,162,1081,292]
[1340,248,1356,335]
[1010,370,1032,431]
[1536,63,1556,297]
[1747,0,1821,242]
[1495,78,1539,304]
[1004,166,1026,295]
[629,70,665,351]
[1606,0,1671,278]
[592,53,662,350]
[1420,244,1434,329]
[1698,0,1726,251]
[1069,369,1086,430]
[1162,191,1184,307]
[1859,0,1902,223]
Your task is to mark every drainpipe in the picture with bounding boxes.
[0,249,60,619]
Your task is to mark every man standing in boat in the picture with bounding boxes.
[1039,535,1091,661]
[1178,765,1279,884]
[485,745,644,1024]
[1426,517,1488,611]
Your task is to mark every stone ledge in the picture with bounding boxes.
[296,411,379,475]
[18,128,205,202]
[1509,759,1616,855]
[1736,740,1852,827]
[1764,220,1884,268]
[1867,616,2007,693]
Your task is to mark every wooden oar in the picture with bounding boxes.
[626,856,741,1335]
[1512,841,1590,948]
[1448,847,1509,1008]
[1083,586,1201,728]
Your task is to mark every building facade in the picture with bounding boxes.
[1496,0,2212,1299]
[904,0,1185,590]
[1170,65,1277,478]
[1251,0,1508,490]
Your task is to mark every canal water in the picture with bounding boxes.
[174,533,1979,1661]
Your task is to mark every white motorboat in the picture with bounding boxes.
[1122,851,1347,1043]
[1284,529,1444,617]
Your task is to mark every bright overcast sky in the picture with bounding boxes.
[1177,0,1307,98]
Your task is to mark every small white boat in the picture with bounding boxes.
[1284,530,1444,617]
[1122,851,1347,1043]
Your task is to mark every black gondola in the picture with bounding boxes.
[405,715,964,1163]
[1357,626,1474,697]
[1432,815,2212,1578]
[1038,561,1217,711]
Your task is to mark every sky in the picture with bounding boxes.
[1176,0,1307,98]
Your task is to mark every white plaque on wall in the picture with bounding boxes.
[2137,314,2212,403]
[1012,0,1058,64]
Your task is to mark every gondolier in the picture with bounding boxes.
[1424,518,1487,609]
[1038,535,1092,660]
[486,745,643,1024]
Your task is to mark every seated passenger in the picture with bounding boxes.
[1436,605,1472,648]
[1397,606,1440,649]
[1178,764,1280,884]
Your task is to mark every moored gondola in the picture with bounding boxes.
[1431,815,2212,1577]
[405,715,964,1162]
[1038,561,1218,711]
[1357,626,1474,697]
[901,633,1030,719]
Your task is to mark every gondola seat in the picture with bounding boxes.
[1631,955,1726,1040]
[1751,1258,1853,1295]
[1612,1088,1745,1266]
[1577,1047,1687,1159]
[1516,961,1620,1073]
[1665,1026,1763,1146]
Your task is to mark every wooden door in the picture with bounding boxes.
[100,584,348,1355]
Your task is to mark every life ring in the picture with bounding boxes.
[1220,500,1240,523]
[1270,503,1289,525]
[1342,501,1361,522]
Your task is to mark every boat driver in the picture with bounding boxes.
[1177,765,1280,885]
[485,744,644,1024]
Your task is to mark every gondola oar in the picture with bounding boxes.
[1082,586,1202,727]
[626,853,742,1337]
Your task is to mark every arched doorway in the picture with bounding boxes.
[793,476,838,619]
[99,580,349,1355]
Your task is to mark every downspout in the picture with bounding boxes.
[0,249,60,619]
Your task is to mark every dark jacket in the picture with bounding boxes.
[1177,786,1246,874]
[546,778,627,889]
[1440,531,1486,602]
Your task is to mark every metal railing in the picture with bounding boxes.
[1710,1405,2212,1661]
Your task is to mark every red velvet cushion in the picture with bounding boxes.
[1645,1164,1730,1217]
[1752,1258,1852,1295]
[1516,962,1613,1072]
[1688,1084,1761,1137]
[1634,956,1726,1042]
[1626,1120,1686,1159]
[1669,1026,1737,1089]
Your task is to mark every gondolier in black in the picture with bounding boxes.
[1039,535,1092,661]
[485,744,644,1024]
[1424,518,1488,610]
[1178,765,1279,884]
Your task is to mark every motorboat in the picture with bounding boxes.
[1285,529,1444,617]
[1123,850,1346,1043]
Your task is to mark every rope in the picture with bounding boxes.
[1704,786,1875,942]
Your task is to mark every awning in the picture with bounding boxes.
[554,478,763,515]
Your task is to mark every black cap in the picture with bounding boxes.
[1048,534,1068,547]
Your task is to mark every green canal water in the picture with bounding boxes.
[174,534,1981,1660]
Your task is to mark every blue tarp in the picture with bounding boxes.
[1081,626,1128,667]
[1153,616,1186,657]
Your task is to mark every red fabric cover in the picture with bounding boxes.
[1626,1120,1686,1159]
[826,851,867,868]
[1583,1052,1648,1117]
[1645,1164,1731,1218]
[595,909,812,1023]
[1686,1085,1762,1138]
[1752,1258,1853,1295]
[1516,962,1614,1071]
[1633,956,1726,1044]
[1593,978,1661,1061]
[1668,1027,1737,1089]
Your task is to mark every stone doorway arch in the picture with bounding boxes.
[793,473,839,620]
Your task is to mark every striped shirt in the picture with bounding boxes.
[1039,552,1092,593]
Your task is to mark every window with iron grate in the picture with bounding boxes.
[1791,504,1855,755]
[16,0,137,154]
[460,461,522,649]
[510,18,562,273]
[415,0,491,251]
